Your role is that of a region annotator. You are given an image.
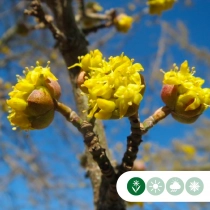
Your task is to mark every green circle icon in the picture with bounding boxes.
[185,177,204,196]
[127,177,145,196]
[147,177,165,195]
[166,177,184,195]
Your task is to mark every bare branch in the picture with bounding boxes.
[55,101,116,183]
[82,22,113,35]
[55,100,125,209]
[117,113,143,176]
[117,106,171,176]
[24,0,66,42]
[141,106,171,134]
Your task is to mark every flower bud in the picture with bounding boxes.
[171,112,201,124]
[26,87,54,116]
[113,14,133,33]
[77,71,89,93]
[161,84,178,110]
[161,61,210,124]
[132,160,146,171]
[45,78,61,99]
[29,109,54,129]
[147,0,176,15]
[7,61,61,130]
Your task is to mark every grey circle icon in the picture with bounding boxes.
[185,177,204,196]
[147,177,165,195]
[166,177,184,195]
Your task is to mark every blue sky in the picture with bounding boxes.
[1,0,210,210]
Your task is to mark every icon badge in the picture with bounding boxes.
[166,177,184,195]
[147,177,165,195]
[186,177,204,196]
[127,177,145,196]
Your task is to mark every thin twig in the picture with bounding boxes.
[85,12,113,21]
[141,106,171,134]
[82,22,113,35]
[24,0,66,42]
[78,7,116,35]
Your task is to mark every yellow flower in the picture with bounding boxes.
[147,0,176,15]
[181,144,196,158]
[161,61,210,123]
[7,61,61,130]
[69,50,145,119]
[113,14,133,33]
[127,201,144,208]
[69,49,103,72]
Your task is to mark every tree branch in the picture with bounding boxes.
[55,101,125,209]
[24,0,66,42]
[117,113,143,176]
[117,106,171,176]
[55,101,116,182]
[82,22,113,35]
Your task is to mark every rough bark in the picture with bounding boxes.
[42,0,123,209]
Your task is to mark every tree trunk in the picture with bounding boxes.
[43,1,125,209]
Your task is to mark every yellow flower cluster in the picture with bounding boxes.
[7,62,61,130]
[69,50,145,119]
[114,14,133,33]
[147,0,176,15]
[161,61,210,123]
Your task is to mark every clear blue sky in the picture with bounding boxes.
[1,0,210,210]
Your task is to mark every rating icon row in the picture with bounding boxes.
[127,177,204,196]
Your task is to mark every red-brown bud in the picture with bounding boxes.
[132,160,146,171]
[26,87,54,116]
[161,84,178,110]
[25,87,56,129]
[77,71,89,93]
[45,78,61,100]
